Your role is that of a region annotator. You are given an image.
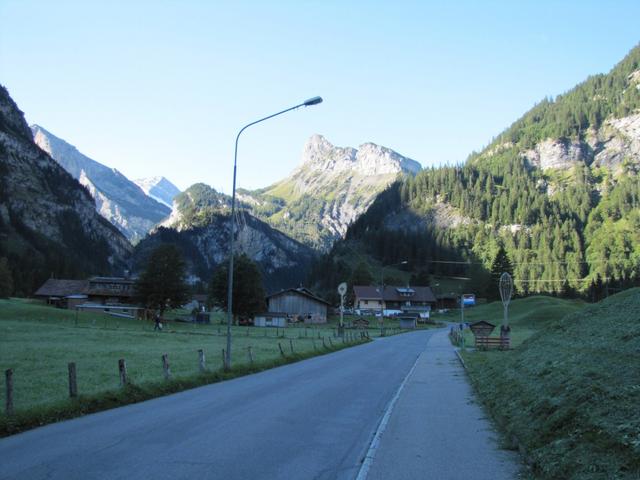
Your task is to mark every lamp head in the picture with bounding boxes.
[303,96,323,106]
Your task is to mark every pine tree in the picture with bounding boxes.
[135,244,190,318]
[210,254,266,321]
[489,245,514,300]
[0,257,13,298]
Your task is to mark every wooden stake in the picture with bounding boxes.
[5,369,13,415]
[162,354,170,379]
[248,346,254,364]
[68,362,78,398]
[289,338,294,354]
[118,358,127,386]
[198,349,206,372]
[278,342,285,356]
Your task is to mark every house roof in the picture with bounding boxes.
[353,285,436,303]
[34,279,88,297]
[267,288,332,306]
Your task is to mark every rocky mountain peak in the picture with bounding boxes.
[0,86,34,142]
[134,176,181,209]
[30,125,170,242]
[301,134,421,176]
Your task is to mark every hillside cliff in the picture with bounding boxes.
[242,134,421,250]
[0,86,131,295]
[32,126,171,243]
[135,183,315,291]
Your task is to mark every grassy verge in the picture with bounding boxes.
[460,290,640,479]
[0,337,361,437]
[2,298,422,436]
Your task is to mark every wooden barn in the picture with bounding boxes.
[265,288,331,324]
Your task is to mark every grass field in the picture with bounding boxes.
[0,298,435,434]
[460,290,640,479]
[443,295,586,347]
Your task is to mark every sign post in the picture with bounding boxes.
[499,272,513,348]
[337,282,347,337]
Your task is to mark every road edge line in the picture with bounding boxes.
[354,351,422,480]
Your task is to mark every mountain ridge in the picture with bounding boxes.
[31,125,171,243]
[0,85,131,295]
[241,134,422,250]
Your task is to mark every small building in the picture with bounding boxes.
[254,312,288,328]
[353,285,436,317]
[86,276,135,305]
[265,288,331,324]
[35,276,136,309]
[34,279,89,308]
[399,315,418,329]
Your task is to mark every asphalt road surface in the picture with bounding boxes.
[0,330,436,480]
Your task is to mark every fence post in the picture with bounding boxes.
[248,346,254,364]
[198,349,206,372]
[162,354,170,379]
[278,342,285,357]
[289,338,294,354]
[222,349,226,370]
[322,337,326,348]
[312,339,317,350]
[68,362,78,398]
[328,337,333,348]
[5,369,14,415]
[118,359,127,386]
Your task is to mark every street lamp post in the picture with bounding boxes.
[225,96,323,370]
[379,260,408,335]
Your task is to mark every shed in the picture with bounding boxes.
[254,312,288,328]
[34,279,89,308]
[399,315,417,329]
[266,288,331,324]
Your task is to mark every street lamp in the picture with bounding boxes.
[378,260,408,333]
[225,96,323,370]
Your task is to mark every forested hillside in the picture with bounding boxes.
[309,44,640,300]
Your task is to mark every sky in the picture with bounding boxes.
[1,1,639,193]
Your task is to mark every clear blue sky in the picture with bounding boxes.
[1,1,639,193]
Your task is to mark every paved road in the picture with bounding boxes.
[0,330,436,480]
[365,328,521,479]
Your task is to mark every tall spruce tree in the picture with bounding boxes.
[0,257,13,298]
[489,245,514,300]
[136,244,190,318]
[210,254,266,322]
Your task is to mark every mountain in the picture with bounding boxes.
[0,86,132,295]
[240,134,421,250]
[133,176,180,209]
[134,183,315,292]
[31,125,171,243]
[310,44,640,300]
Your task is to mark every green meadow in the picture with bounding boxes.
[459,290,640,479]
[0,298,435,435]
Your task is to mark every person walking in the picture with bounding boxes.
[154,312,162,331]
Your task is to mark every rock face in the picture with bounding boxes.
[136,183,315,291]
[0,85,131,294]
[522,113,640,173]
[589,113,640,171]
[31,125,171,243]
[244,134,422,250]
[133,176,180,209]
[523,139,588,170]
